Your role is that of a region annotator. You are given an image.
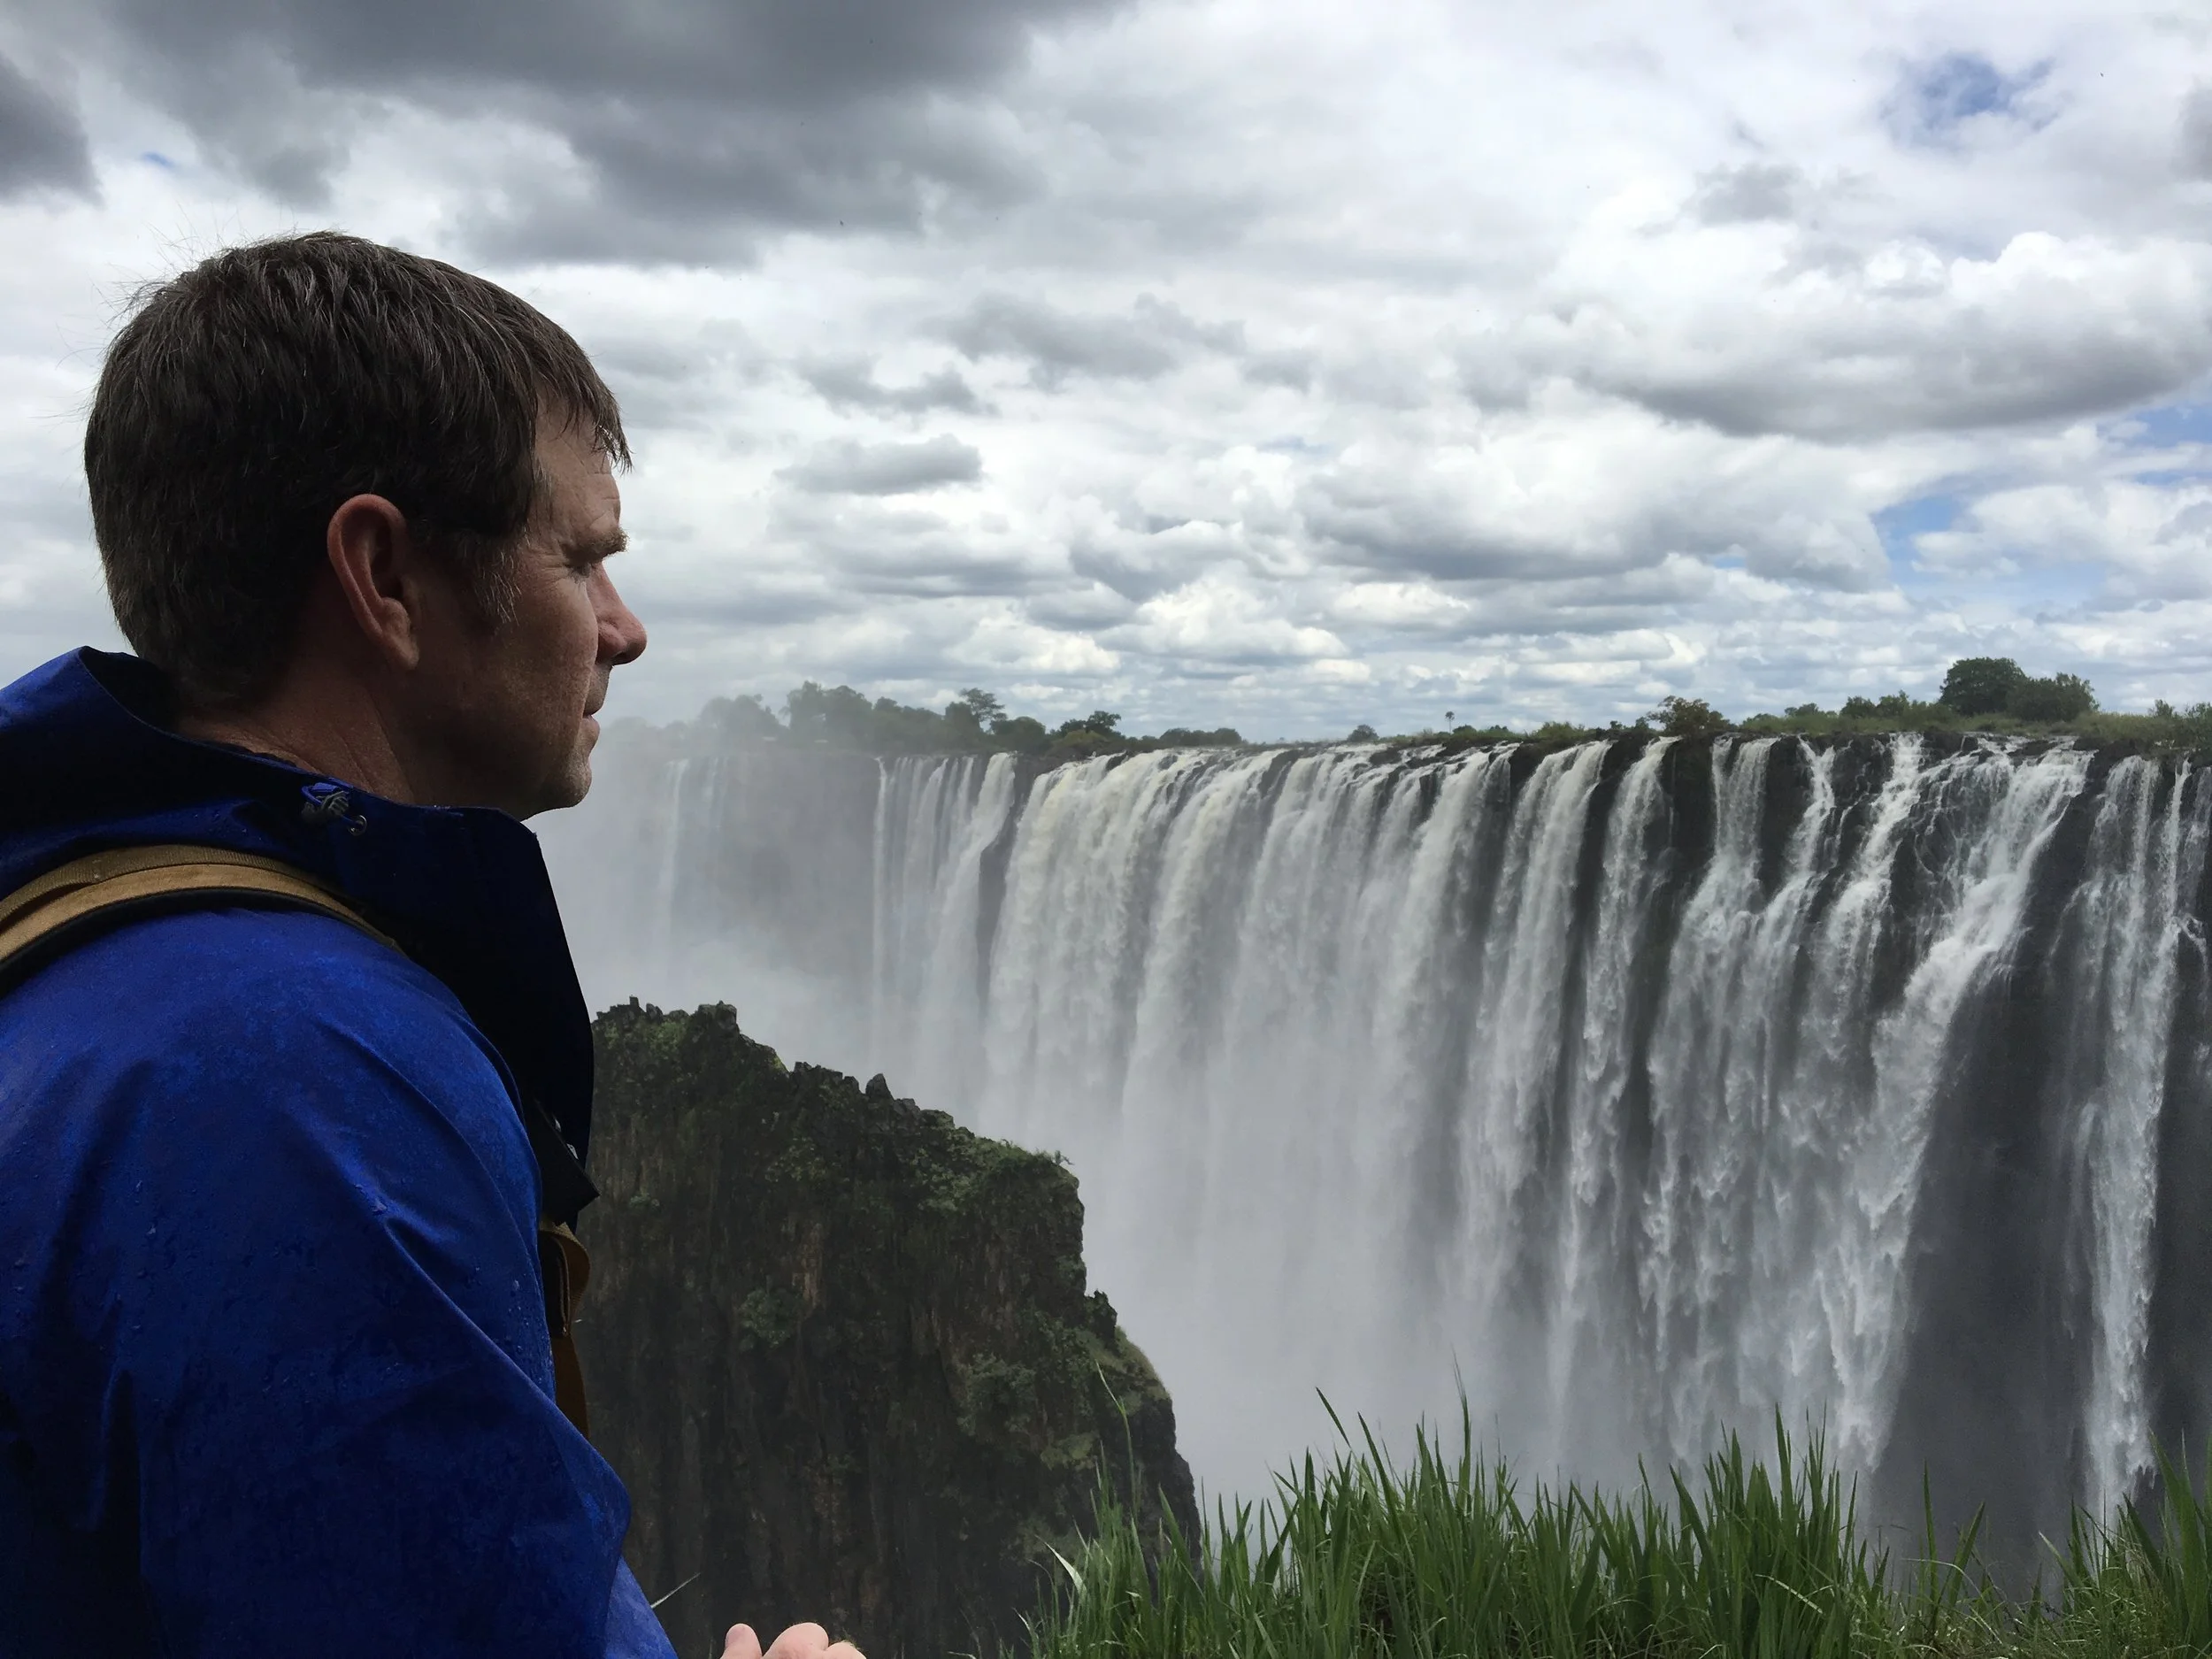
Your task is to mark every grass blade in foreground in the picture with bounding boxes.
[1025,1405,2212,1658]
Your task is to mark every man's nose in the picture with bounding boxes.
[597,575,646,668]
[597,571,648,666]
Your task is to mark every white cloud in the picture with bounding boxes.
[1918,479,2212,600]
[1112,575,1348,666]
[1301,400,1893,590]
[1509,229,2212,440]
[3,0,2212,733]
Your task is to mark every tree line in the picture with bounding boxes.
[1638,656,2190,743]
[685,657,2206,757]
[695,682,1242,757]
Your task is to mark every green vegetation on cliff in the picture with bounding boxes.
[697,682,1242,761]
[1033,1412,2212,1659]
[580,1002,1198,1659]
[677,655,2208,761]
[1380,659,2212,756]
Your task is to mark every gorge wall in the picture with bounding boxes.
[579,1002,1199,1659]
[542,728,2212,1559]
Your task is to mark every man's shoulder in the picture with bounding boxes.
[10,900,461,1031]
[0,902,516,1123]
[0,902,541,1256]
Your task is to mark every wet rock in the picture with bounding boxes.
[579,1002,1200,1659]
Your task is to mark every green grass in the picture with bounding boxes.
[1025,1408,2212,1657]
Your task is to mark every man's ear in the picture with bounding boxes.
[325,494,427,671]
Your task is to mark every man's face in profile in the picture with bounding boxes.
[419,415,648,818]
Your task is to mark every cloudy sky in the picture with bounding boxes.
[2,0,2209,736]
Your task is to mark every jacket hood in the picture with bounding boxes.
[0,648,597,1162]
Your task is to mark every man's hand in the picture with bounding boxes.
[721,1621,865,1659]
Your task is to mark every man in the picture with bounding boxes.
[0,234,856,1659]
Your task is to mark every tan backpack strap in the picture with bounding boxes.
[538,1221,593,1437]
[1,843,597,1440]
[0,844,398,987]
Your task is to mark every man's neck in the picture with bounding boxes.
[178,690,420,806]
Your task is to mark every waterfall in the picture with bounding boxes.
[2058,757,2197,1513]
[870,753,1023,1103]
[542,732,2212,1538]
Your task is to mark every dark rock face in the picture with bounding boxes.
[577,1002,1201,1659]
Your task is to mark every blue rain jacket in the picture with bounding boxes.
[0,649,678,1657]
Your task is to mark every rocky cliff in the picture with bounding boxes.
[577,1002,1201,1659]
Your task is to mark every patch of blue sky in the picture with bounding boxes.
[1875,490,2105,611]
[2008,564,2108,612]
[2107,397,2212,449]
[1872,491,1958,585]
[138,151,176,170]
[1885,52,2052,148]
[2101,396,2212,488]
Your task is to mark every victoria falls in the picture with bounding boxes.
[543,691,2212,1627]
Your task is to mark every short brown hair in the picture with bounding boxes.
[85,232,629,706]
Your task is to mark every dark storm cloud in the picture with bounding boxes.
[1590,336,2208,441]
[1024,583,1138,629]
[800,356,989,416]
[943,293,1244,386]
[58,0,1124,247]
[459,99,1042,261]
[2184,88,2212,180]
[836,551,1044,599]
[0,53,94,199]
[588,325,766,428]
[779,434,983,495]
[646,587,859,629]
[1243,349,1317,391]
[769,497,1048,595]
[1070,540,1189,603]
[1686,160,1801,225]
[1303,485,1617,583]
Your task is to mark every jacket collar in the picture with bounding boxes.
[0,648,596,1164]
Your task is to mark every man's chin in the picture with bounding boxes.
[516,749,594,818]
[557,745,595,809]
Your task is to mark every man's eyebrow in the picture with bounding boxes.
[572,526,629,561]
